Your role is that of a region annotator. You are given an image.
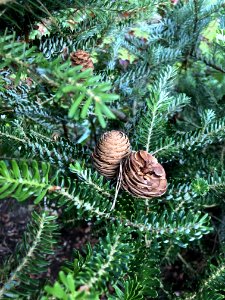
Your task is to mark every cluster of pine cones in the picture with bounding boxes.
[92,131,167,199]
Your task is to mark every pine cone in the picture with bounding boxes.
[121,150,167,198]
[92,130,131,179]
[70,50,94,71]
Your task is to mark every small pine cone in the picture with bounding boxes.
[92,130,131,179]
[121,150,167,198]
[70,50,94,71]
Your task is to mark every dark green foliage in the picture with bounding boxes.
[42,224,133,298]
[0,211,58,299]
[43,271,100,300]
[74,224,133,292]
[1,0,225,299]
[184,257,225,300]
[0,35,118,127]
[129,243,161,298]
[0,160,56,203]
[109,277,145,300]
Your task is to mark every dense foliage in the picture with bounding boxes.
[0,0,225,299]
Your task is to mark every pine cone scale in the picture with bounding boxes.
[97,145,129,153]
[126,161,146,185]
[154,166,165,176]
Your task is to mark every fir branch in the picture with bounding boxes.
[85,239,120,289]
[153,116,225,159]
[0,0,13,4]
[44,224,133,296]
[136,66,189,153]
[57,187,111,219]
[145,66,176,152]
[0,214,46,298]
[69,161,111,198]
[0,35,119,127]
[0,121,29,145]
[207,170,225,196]
[109,277,144,300]
[0,131,26,143]
[199,1,225,21]
[0,160,56,203]
[193,53,225,74]
[77,224,133,291]
[151,137,175,156]
[137,66,178,152]
[0,123,84,170]
[54,185,212,247]
[184,259,225,300]
[201,264,225,292]
[0,211,58,299]
[191,0,199,56]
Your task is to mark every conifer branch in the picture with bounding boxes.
[151,138,175,156]
[84,234,120,289]
[0,211,58,299]
[0,160,55,203]
[0,131,27,143]
[57,188,111,219]
[154,116,225,158]
[201,264,225,291]
[69,162,111,197]
[184,261,225,300]
[193,54,225,74]
[0,213,46,298]
[146,107,157,153]
[136,66,179,152]
[0,35,119,127]
[55,187,212,246]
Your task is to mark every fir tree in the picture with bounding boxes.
[0,0,225,299]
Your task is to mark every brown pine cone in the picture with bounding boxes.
[70,50,94,71]
[92,130,131,179]
[121,150,167,198]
